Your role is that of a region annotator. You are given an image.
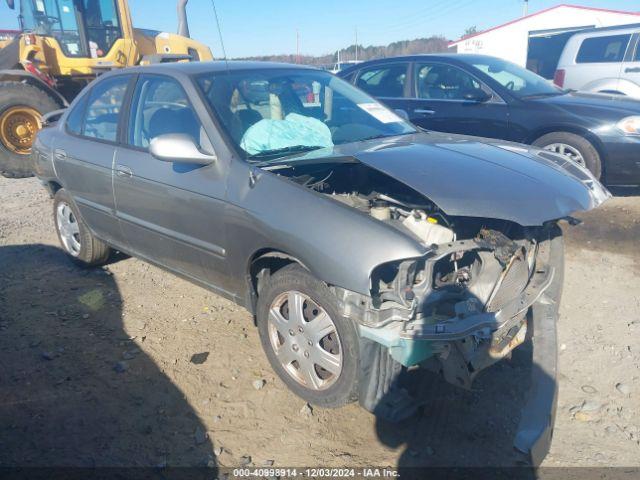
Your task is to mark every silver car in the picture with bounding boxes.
[33,61,609,463]
[555,24,640,97]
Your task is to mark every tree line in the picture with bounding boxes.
[234,36,450,67]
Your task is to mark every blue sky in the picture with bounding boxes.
[1,1,637,57]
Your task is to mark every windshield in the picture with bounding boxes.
[195,68,416,160]
[19,0,121,58]
[472,57,564,98]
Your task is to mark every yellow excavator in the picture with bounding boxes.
[0,0,213,178]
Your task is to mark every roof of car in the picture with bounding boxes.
[338,54,497,74]
[567,22,640,36]
[112,60,318,76]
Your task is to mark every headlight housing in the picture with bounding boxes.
[616,116,640,136]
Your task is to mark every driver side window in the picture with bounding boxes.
[416,63,483,100]
[128,75,202,149]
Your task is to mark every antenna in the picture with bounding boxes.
[522,0,529,17]
[209,0,229,67]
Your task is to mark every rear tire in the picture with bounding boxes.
[533,131,602,179]
[0,81,61,178]
[53,189,111,266]
[256,264,359,408]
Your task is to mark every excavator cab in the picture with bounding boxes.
[0,0,212,178]
[16,0,123,59]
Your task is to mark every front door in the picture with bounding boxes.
[113,74,231,293]
[405,62,510,140]
[53,74,132,246]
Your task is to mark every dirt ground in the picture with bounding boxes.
[0,177,638,468]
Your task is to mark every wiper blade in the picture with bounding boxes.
[358,131,416,142]
[247,145,324,159]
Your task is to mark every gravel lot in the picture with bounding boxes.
[0,177,638,468]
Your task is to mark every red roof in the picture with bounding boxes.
[449,4,640,46]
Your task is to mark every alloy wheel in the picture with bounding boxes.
[543,142,586,167]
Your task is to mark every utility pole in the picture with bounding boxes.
[296,29,300,64]
[355,27,358,61]
[522,0,529,17]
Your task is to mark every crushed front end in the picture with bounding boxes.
[334,217,563,464]
[271,147,608,464]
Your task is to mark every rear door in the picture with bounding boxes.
[113,73,231,292]
[619,33,640,95]
[405,62,510,139]
[53,74,133,247]
[353,62,411,115]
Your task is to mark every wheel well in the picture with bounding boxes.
[247,249,306,315]
[528,127,608,180]
[46,180,63,197]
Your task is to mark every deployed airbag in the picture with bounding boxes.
[240,113,333,154]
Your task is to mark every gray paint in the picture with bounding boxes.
[34,62,608,304]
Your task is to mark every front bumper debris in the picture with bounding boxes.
[356,229,563,465]
[513,231,563,465]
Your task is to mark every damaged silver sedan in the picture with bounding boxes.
[32,61,609,464]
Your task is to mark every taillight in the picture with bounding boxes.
[553,69,565,88]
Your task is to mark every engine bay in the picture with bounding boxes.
[269,159,542,370]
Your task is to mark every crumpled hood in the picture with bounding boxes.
[293,132,611,226]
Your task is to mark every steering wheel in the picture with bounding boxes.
[505,80,515,91]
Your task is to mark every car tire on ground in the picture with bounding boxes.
[53,189,111,266]
[0,81,61,178]
[533,131,602,179]
[256,264,359,408]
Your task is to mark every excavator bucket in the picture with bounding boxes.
[0,36,20,69]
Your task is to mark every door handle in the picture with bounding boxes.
[116,164,133,178]
[54,149,67,160]
[625,67,640,73]
[414,109,435,115]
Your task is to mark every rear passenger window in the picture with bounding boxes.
[83,76,130,141]
[576,34,631,63]
[356,64,408,98]
[128,75,202,149]
[66,95,88,135]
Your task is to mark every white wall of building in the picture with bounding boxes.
[450,6,640,67]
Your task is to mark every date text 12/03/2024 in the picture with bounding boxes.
[231,468,400,478]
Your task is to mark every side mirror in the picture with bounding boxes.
[394,109,410,121]
[149,134,216,165]
[463,88,492,103]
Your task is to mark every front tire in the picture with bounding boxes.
[256,265,359,408]
[533,131,602,179]
[53,189,111,266]
[0,81,61,178]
